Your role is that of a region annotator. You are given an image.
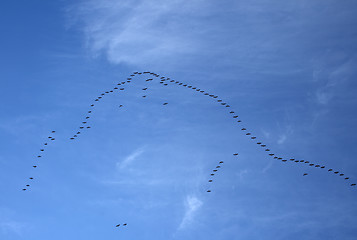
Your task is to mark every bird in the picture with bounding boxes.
[303,173,308,176]
[26,185,30,187]
[86,117,90,119]
[340,174,345,176]
[52,131,56,133]
[91,104,94,107]
[233,116,238,118]
[328,169,333,171]
[88,111,92,113]
[44,143,47,145]
[265,149,270,151]
[116,224,120,227]
[282,160,287,162]
[213,170,218,172]
[70,138,75,140]
[309,164,314,166]
[208,180,213,182]
[163,103,168,105]
[37,156,41,158]
[216,166,221,168]
[123,223,127,226]
[230,111,235,114]
[257,142,262,144]
[219,161,224,164]
[80,127,84,129]
[351,184,356,186]
[233,153,238,156]
[87,126,91,129]
[119,105,123,107]
[33,166,37,168]
[261,144,266,147]
[77,132,81,134]
[241,128,246,130]
[210,174,215,176]
[40,149,44,151]
[29,177,33,180]
[142,88,147,90]
[51,138,55,141]
[82,122,87,124]
[269,153,274,156]
[207,190,211,192]
[246,133,251,135]
[251,137,257,139]
[315,165,320,167]
[345,177,350,180]
[142,95,147,98]
[22,189,26,191]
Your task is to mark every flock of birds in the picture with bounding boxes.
[21,71,356,229]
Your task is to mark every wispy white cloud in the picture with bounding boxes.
[68,0,208,67]
[116,147,145,169]
[178,195,203,230]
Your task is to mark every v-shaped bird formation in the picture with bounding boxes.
[21,71,356,230]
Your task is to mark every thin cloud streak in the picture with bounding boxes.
[178,195,203,230]
[117,147,145,169]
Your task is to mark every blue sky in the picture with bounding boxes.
[1,0,357,239]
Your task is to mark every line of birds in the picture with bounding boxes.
[206,159,227,193]
[22,130,56,191]
[21,70,356,230]
[134,71,355,187]
[63,69,356,190]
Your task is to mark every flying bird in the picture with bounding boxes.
[303,173,308,176]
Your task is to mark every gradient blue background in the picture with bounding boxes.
[1,0,357,239]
